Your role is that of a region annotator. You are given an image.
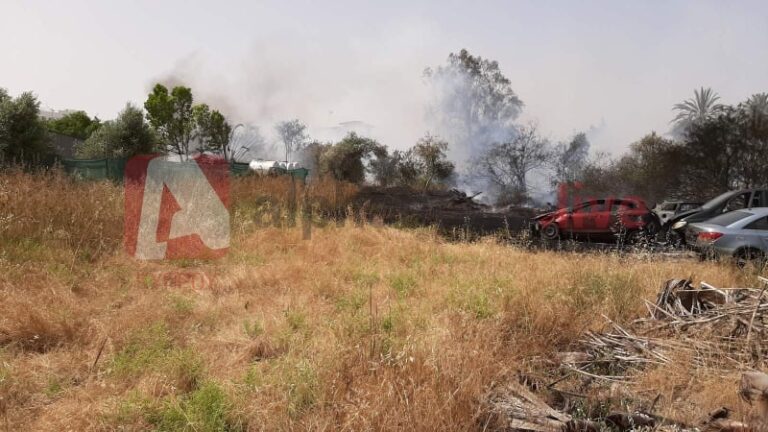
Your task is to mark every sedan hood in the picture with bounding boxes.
[533,210,562,220]
[673,208,702,222]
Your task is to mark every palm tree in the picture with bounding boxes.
[745,93,768,118]
[744,93,768,134]
[672,87,724,125]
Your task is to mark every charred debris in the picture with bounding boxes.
[482,277,768,432]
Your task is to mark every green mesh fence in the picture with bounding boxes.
[228,162,309,181]
[61,158,309,182]
[287,167,309,181]
[61,158,127,181]
[230,162,251,176]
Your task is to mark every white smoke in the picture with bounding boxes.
[148,33,434,159]
[422,51,526,200]
[228,124,277,162]
[148,43,559,204]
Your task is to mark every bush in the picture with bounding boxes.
[146,382,243,432]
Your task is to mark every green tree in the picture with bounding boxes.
[551,132,590,186]
[413,134,455,190]
[394,149,421,186]
[367,144,407,187]
[744,93,768,135]
[275,119,308,163]
[319,132,379,183]
[613,133,686,203]
[680,108,746,197]
[144,84,232,160]
[732,96,768,190]
[45,110,100,140]
[194,104,232,160]
[76,104,155,158]
[299,140,330,176]
[0,88,51,162]
[144,84,196,159]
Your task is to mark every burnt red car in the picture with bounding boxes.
[532,197,660,241]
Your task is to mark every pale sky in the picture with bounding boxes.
[2,0,767,156]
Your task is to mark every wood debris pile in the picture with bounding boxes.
[485,277,768,431]
[563,277,768,382]
[480,377,768,432]
[647,277,768,337]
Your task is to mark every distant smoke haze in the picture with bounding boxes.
[6,1,766,168]
[149,35,435,160]
[150,42,558,202]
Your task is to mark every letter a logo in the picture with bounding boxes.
[125,155,230,260]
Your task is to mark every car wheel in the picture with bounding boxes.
[541,223,560,240]
[734,248,765,269]
[625,230,642,244]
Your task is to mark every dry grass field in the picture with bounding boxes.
[0,169,762,431]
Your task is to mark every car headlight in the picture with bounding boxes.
[672,221,687,230]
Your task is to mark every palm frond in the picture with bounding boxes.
[671,87,723,124]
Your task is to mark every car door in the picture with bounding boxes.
[569,200,604,233]
[607,199,628,232]
[744,216,768,252]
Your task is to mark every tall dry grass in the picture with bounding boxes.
[0,170,356,259]
[0,167,123,259]
[0,169,760,431]
[230,175,358,213]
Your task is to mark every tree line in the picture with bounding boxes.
[0,84,231,163]
[422,50,768,205]
[0,83,457,189]
[575,89,768,204]
[3,49,767,204]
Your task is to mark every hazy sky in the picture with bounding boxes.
[2,0,767,155]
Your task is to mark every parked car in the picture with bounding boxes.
[532,197,660,241]
[687,208,768,266]
[653,201,702,224]
[668,189,768,244]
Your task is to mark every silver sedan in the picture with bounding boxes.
[688,208,768,266]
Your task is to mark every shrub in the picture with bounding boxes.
[146,382,243,432]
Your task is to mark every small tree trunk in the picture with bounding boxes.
[423,172,434,192]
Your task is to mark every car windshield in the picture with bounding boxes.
[706,210,752,226]
[660,203,676,211]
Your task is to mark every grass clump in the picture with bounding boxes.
[111,323,174,377]
[145,382,244,432]
[448,281,497,319]
[284,308,307,332]
[283,359,319,418]
[389,272,418,298]
[168,294,195,315]
[243,319,264,339]
[110,322,203,392]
